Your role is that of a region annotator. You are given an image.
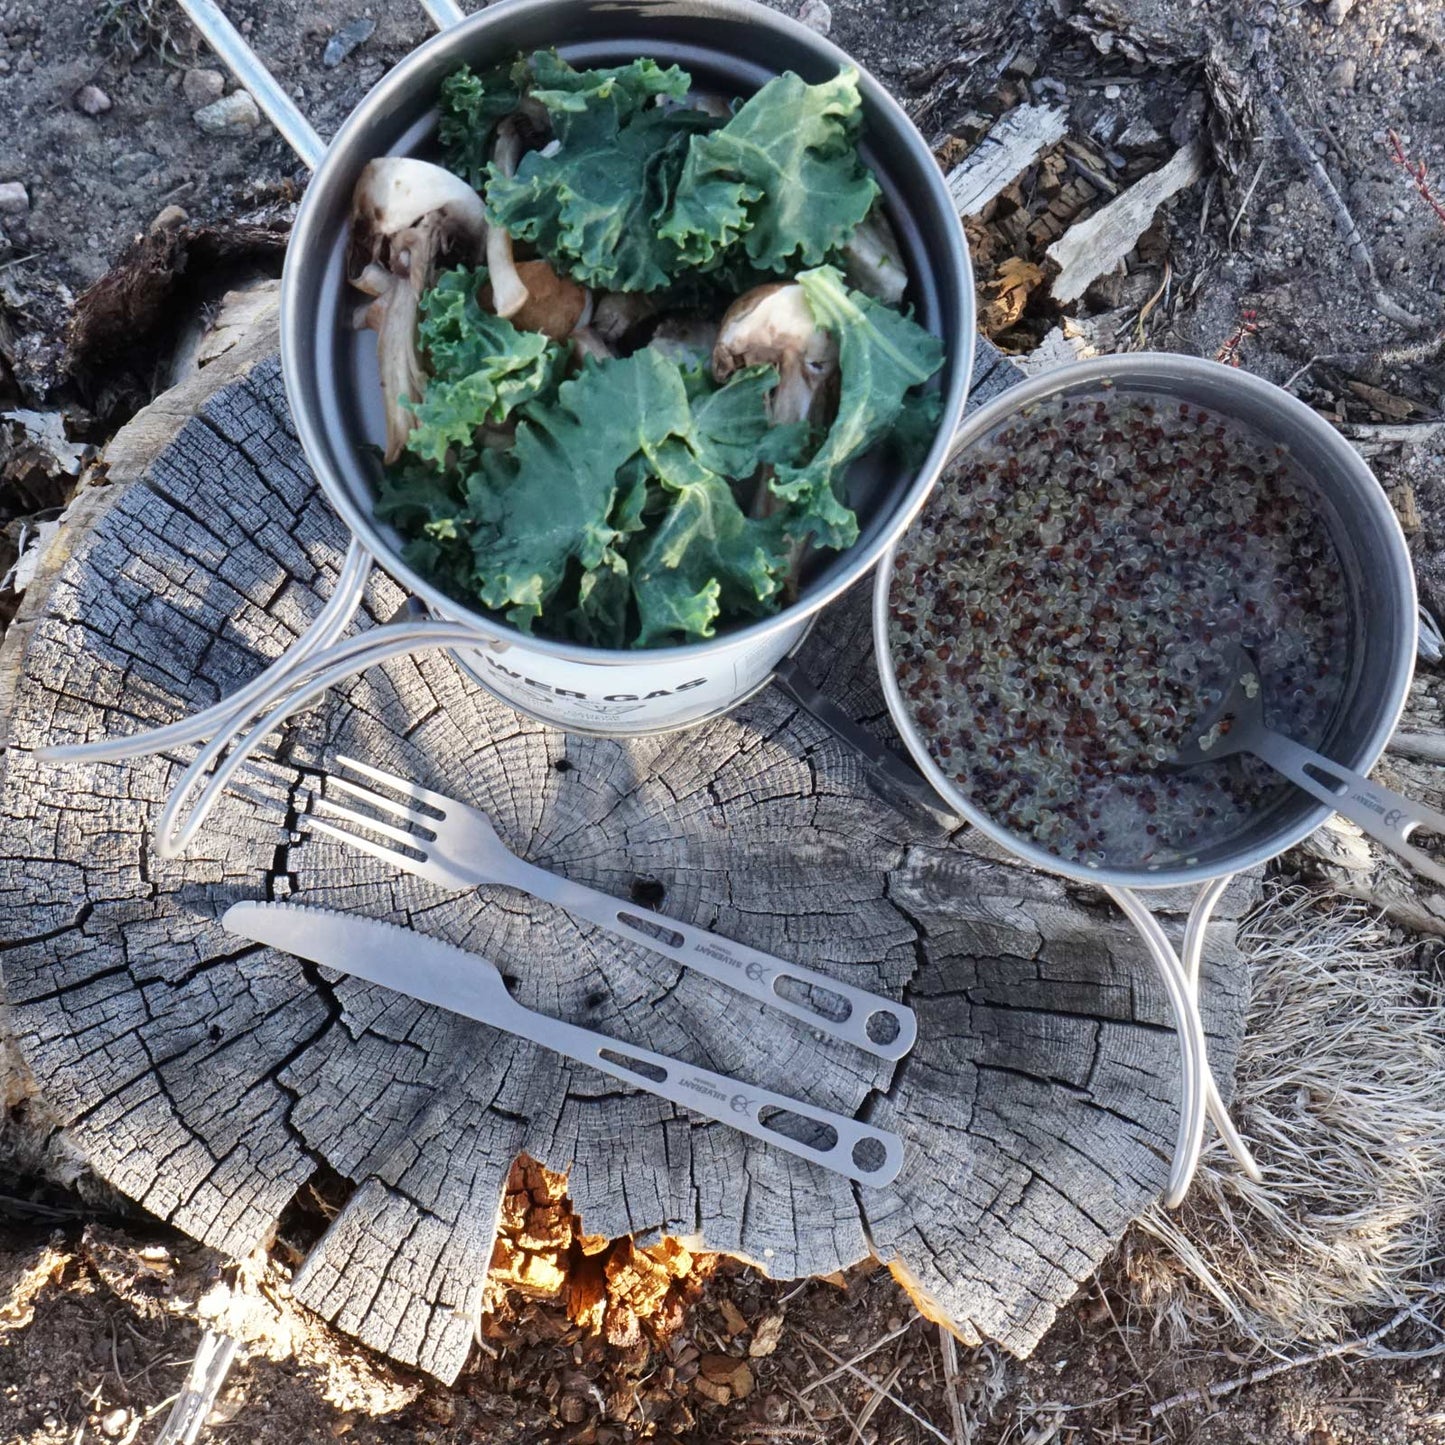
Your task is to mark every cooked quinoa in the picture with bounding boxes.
[887,388,1350,870]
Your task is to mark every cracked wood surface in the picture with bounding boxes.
[0,340,1249,1383]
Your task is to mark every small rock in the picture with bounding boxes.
[112,151,160,181]
[75,84,112,115]
[797,0,832,33]
[1328,58,1357,91]
[1324,0,1355,22]
[195,90,261,136]
[323,16,376,67]
[100,1408,129,1439]
[149,204,189,234]
[182,68,227,106]
[0,180,28,214]
[1103,83,1122,100]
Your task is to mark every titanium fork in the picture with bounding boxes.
[305,754,918,1061]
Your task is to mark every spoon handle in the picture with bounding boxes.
[1250,728,1445,887]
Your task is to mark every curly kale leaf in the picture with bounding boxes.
[630,437,790,646]
[658,68,879,273]
[462,350,696,630]
[688,363,811,478]
[401,268,566,467]
[526,50,691,145]
[486,106,716,292]
[438,61,528,189]
[769,266,946,549]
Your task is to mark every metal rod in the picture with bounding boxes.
[419,0,468,28]
[176,0,327,169]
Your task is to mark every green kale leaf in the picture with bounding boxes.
[769,266,946,549]
[659,69,879,273]
[630,437,790,646]
[463,349,695,629]
[526,50,691,145]
[438,61,528,189]
[486,104,716,293]
[687,362,810,477]
[402,268,566,467]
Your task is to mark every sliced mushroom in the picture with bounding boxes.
[570,326,615,363]
[486,117,531,318]
[482,259,589,340]
[842,208,909,307]
[349,157,488,463]
[648,314,720,368]
[592,291,660,349]
[686,90,734,120]
[713,283,840,427]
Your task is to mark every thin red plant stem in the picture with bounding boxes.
[1388,129,1445,228]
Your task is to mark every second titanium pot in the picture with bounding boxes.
[874,354,1417,891]
[273,0,975,734]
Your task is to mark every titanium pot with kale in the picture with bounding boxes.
[348,51,946,650]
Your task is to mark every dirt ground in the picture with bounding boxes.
[5,1208,1445,1445]
[2,0,1444,1441]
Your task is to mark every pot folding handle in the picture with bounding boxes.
[34,551,496,859]
[175,0,472,170]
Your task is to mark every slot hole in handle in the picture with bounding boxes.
[1303,760,1350,797]
[758,1105,839,1153]
[615,911,686,951]
[597,1049,668,1085]
[773,974,854,1024]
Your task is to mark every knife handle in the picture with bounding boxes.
[516,864,917,1062]
[534,1012,904,1187]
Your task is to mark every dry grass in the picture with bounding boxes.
[1127,883,1445,1350]
[89,0,192,64]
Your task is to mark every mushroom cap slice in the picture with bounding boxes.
[713,283,840,428]
[350,157,487,266]
[482,260,589,341]
[349,158,488,464]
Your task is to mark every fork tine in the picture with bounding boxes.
[334,755,455,816]
[326,772,435,827]
[314,796,432,849]
[305,813,416,869]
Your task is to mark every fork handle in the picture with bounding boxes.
[512,865,917,1061]
[522,1008,904,1186]
[1253,728,1445,888]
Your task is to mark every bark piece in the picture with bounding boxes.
[948,106,1069,219]
[1046,141,1207,303]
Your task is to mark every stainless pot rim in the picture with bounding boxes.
[872,353,1418,891]
[279,0,976,669]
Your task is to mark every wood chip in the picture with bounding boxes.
[979,257,1046,336]
[718,1297,749,1337]
[1394,483,1422,534]
[1046,139,1207,302]
[947,105,1069,218]
[1346,380,1420,420]
[692,1375,732,1405]
[749,1310,787,1358]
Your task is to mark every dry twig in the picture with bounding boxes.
[938,1326,970,1445]
[1148,1305,1445,1417]
[798,1330,953,1445]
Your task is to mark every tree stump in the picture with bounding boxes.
[0,310,1250,1383]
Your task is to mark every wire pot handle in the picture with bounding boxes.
[33,546,513,861]
[175,0,471,169]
